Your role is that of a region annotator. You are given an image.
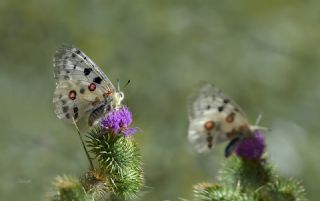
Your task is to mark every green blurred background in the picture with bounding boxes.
[1,0,320,200]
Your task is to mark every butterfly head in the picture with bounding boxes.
[113,91,125,108]
[114,78,129,108]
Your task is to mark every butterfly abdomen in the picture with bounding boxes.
[88,103,111,126]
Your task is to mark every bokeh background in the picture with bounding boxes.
[1,1,320,200]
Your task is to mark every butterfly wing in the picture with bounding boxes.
[53,45,116,125]
[53,45,116,91]
[188,83,250,152]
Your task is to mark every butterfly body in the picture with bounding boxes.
[188,83,256,156]
[53,45,124,126]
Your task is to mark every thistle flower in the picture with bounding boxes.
[235,130,265,160]
[100,106,137,137]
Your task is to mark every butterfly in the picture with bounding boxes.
[53,45,124,126]
[188,83,264,157]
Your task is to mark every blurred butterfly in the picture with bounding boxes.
[188,83,265,157]
[53,45,124,126]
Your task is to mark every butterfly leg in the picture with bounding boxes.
[72,118,94,170]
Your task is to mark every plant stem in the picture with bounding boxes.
[72,118,94,170]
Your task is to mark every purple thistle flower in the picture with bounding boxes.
[235,130,266,160]
[100,106,137,137]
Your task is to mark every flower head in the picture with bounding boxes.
[235,130,265,160]
[100,106,137,137]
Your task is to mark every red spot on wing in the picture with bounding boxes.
[106,90,112,96]
[204,121,215,131]
[68,90,77,100]
[88,83,96,91]
[103,90,113,97]
[226,112,235,123]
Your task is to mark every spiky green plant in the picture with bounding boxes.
[49,175,89,201]
[85,127,144,200]
[49,126,144,201]
[191,132,307,201]
[49,107,144,201]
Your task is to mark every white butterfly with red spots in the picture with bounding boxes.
[53,45,124,126]
[188,83,263,157]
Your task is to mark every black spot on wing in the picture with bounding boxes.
[76,49,81,54]
[84,68,92,76]
[223,99,230,104]
[207,133,213,149]
[62,106,68,113]
[73,107,78,113]
[93,77,102,84]
[80,88,85,94]
[218,106,224,112]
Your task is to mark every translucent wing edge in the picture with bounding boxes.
[53,44,116,91]
[188,82,247,119]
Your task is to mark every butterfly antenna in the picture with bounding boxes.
[251,113,271,132]
[117,78,121,91]
[255,113,263,125]
[123,79,131,89]
[72,118,94,170]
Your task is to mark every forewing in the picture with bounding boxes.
[188,83,250,152]
[53,45,116,93]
